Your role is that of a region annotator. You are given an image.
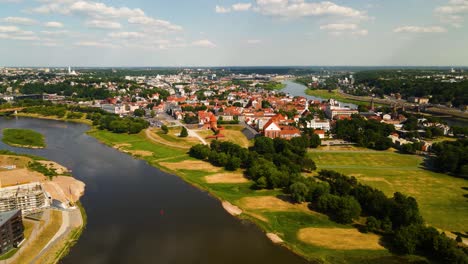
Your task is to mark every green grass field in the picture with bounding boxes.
[2,128,46,148]
[305,89,383,107]
[309,149,468,232]
[88,129,426,264]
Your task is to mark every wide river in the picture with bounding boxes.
[0,117,310,264]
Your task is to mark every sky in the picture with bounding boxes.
[0,0,467,67]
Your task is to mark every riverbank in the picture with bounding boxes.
[4,114,435,263]
[87,128,428,264]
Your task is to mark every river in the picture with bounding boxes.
[0,117,309,264]
[281,80,357,108]
[281,80,467,127]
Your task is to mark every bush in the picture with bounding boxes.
[180,127,188,137]
[290,182,309,203]
[161,125,169,134]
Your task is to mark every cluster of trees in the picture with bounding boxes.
[315,170,468,263]
[87,113,149,134]
[23,105,68,118]
[20,82,111,100]
[431,139,468,178]
[190,136,316,178]
[333,116,394,150]
[354,71,468,107]
[21,104,149,134]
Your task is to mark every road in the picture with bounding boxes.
[156,112,208,145]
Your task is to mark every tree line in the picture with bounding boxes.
[314,170,467,263]
[333,116,394,150]
[354,71,468,107]
[431,139,468,178]
[21,104,149,134]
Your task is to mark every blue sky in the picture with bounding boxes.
[0,0,467,66]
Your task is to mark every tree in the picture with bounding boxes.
[189,144,211,160]
[309,134,321,148]
[252,137,275,155]
[180,127,188,137]
[150,110,155,118]
[161,125,169,134]
[225,156,241,171]
[290,182,309,203]
[133,109,145,117]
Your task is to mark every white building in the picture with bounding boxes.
[306,119,331,131]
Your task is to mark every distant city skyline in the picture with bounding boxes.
[0,0,467,66]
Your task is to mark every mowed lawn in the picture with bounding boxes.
[197,125,252,148]
[309,149,468,232]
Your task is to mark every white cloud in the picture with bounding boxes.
[254,0,368,20]
[435,0,468,27]
[40,30,69,36]
[216,3,252,13]
[232,3,252,11]
[320,23,367,36]
[192,39,216,48]
[76,41,118,48]
[393,26,447,33]
[32,0,182,32]
[108,31,144,39]
[127,17,183,31]
[215,5,231,14]
[45,21,64,28]
[1,17,37,25]
[320,23,358,31]
[0,25,20,33]
[0,26,39,41]
[85,20,121,29]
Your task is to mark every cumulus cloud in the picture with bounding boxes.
[232,3,252,11]
[216,2,252,13]
[45,21,64,28]
[320,23,367,36]
[76,41,117,48]
[393,26,447,33]
[40,30,69,36]
[1,16,37,25]
[108,31,144,39]
[192,39,217,48]
[435,0,468,27]
[85,20,121,29]
[32,0,182,32]
[215,5,231,13]
[320,23,358,30]
[254,0,368,20]
[0,26,39,40]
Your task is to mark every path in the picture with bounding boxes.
[144,129,190,149]
[3,210,50,264]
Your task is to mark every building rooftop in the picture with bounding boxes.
[0,209,20,226]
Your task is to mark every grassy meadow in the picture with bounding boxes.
[309,148,468,232]
[87,128,429,264]
[2,128,46,148]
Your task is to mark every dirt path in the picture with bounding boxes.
[144,129,190,149]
